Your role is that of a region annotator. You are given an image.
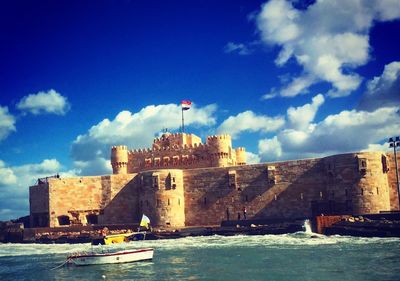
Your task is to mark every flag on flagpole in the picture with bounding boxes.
[181,100,192,110]
[140,214,151,228]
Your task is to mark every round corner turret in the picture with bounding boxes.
[111,145,128,174]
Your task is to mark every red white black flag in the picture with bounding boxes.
[181,100,192,110]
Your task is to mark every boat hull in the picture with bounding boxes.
[92,232,146,245]
[68,248,154,266]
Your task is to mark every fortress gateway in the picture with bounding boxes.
[29,132,400,228]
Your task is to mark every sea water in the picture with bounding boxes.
[0,232,399,281]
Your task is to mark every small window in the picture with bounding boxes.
[228,171,237,188]
[300,193,304,200]
[382,155,389,173]
[86,214,98,225]
[58,215,70,226]
[152,174,159,189]
[376,187,379,195]
[178,198,180,205]
[204,197,207,205]
[168,198,170,206]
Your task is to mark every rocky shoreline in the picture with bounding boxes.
[1,220,305,244]
[1,214,400,244]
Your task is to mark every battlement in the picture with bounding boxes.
[128,142,212,155]
[153,132,184,143]
[207,134,231,141]
[111,145,128,151]
[111,132,245,173]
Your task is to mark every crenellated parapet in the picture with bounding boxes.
[111,132,246,174]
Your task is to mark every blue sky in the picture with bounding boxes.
[1,0,400,221]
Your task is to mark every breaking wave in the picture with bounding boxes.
[1,233,399,257]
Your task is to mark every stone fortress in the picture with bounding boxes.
[29,132,400,229]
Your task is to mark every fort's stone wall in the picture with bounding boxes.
[183,159,326,226]
[41,174,138,227]
[323,152,391,215]
[29,184,49,227]
[28,132,400,229]
[387,153,400,211]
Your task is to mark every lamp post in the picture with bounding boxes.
[388,136,400,209]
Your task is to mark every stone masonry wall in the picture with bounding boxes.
[387,152,400,210]
[351,152,391,214]
[47,174,138,227]
[182,152,393,227]
[183,158,327,226]
[29,150,396,228]
[323,152,391,215]
[29,184,49,227]
[138,169,185,228]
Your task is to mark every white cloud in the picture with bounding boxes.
[287,94,324,130]
[0,159,63,221]
[217,110,285,139]
[358,61,400,111]
[73,158,112,176]
[256,0,400,97]
[280,75,315,97]
[246,151,261,164]
[224,42,252,55]
[70,103,217,176]
[261,90,278,100]
[259,106,400,162]
[0,160,17,186]
[0,105,16,141]
[362,143,390,152]
[258,136,282,162]
[16,89,71,115]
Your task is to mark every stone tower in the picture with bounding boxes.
[111,145,128,174]
[206,134,232,167]
[235,147,246,165]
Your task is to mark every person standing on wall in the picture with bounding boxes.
[243,206,247,220]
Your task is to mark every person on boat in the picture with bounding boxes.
[101,227,109,237]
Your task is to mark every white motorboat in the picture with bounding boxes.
[67,248,154,266]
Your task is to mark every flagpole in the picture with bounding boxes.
[181,107,185,133]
